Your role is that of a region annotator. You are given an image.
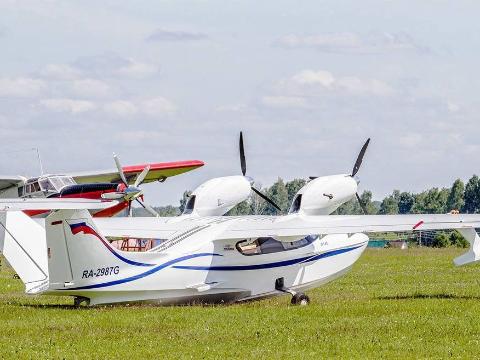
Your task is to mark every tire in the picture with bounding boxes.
[74,297,90,307]
[291,293,310,306]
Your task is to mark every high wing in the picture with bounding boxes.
[219,214,480,240]
[0,198,118,211]
[0,175,25,192]
[69,160,204,185]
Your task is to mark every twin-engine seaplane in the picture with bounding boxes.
[1,135,480,307]
[0,155,204,217]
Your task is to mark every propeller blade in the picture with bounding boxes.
[135,198,159,217]
[239,131,247,176]
[127,201,132,217]
[113,153,128,186]
[356,192,368,215]
[134,165,150,188]
[351,138,370,177]
[251,186,282,212]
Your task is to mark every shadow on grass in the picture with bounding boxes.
[378,293,480,300]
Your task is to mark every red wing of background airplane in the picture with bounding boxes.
[0,159,204,217]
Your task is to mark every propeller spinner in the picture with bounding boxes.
[102,154,159,217]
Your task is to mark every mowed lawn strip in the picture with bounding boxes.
[1,248,480,359]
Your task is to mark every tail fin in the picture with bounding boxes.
[0,199,119,293]
[1,211,48,293]
[45,209,153,290]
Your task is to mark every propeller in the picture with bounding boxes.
[351,138,370,178]
[239,132,282,212]
[309,138,370,214]
[102,154,159,217]
[351,139,370,214]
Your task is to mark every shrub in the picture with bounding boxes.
[449,230,469,248]
[432,232,451,248]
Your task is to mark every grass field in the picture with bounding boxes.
[1,248,480,359]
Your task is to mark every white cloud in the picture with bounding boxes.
[40,98,96,114]
[70,78,111,98]
[399,133,423,148]
[276,32,428,54]
[215,104,248,113]
[261,96,307,108]
[336,77,394,96]
[40,64,82,80]
[73,53,158,79]
[447,101,460,113]
[140,97,176,115]
[0,77,46,97]
[146,29,207,42]
[289,70,394,97]
[102,97,177,117]
[291,70,335,87]
[103,100,138,117]
[117,59,158,79]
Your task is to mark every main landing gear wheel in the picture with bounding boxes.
[291,293,310,306]
[73,296,90,307]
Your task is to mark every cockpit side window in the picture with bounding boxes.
[289,194,302,214]
[39,178,55,192]
[183,195,196,215]
[236,235,318,256]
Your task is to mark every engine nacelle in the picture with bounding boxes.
[182,176,251,217]
[289,174,358,215]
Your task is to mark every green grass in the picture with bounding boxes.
[1,248,480,359]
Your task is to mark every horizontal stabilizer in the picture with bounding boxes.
[0,199,118,212]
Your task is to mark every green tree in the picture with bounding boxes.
[265,178,289,214]
[463,175,480,213]
[412,188,448,214]
[379,192,399,214]
[226,200,252,216]
[446,179,465,212]
[398,192,415,214]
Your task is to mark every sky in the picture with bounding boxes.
[0,0,479,206]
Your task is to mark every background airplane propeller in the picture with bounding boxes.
[102,154,159,217]
[239,131,282,212]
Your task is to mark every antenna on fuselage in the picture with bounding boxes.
[33,148,45,175]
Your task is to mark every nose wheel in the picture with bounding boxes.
[291,293,310,306]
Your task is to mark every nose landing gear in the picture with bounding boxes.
[290,293,310,306]
[275,277,311,306]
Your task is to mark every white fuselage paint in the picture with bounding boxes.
[44,216,368,305]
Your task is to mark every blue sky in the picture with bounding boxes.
[0,1,479,206]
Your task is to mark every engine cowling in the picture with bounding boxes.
[289,174,358,215]
[182,176,251,217]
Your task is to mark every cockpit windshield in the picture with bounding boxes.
[38,176,76,192]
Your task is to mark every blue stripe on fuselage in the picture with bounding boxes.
[63,243,366,291]
[172,243,365,271]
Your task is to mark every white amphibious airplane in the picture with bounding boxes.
[1,136,480,307]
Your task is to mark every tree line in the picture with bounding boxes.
[138,175,480,217]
